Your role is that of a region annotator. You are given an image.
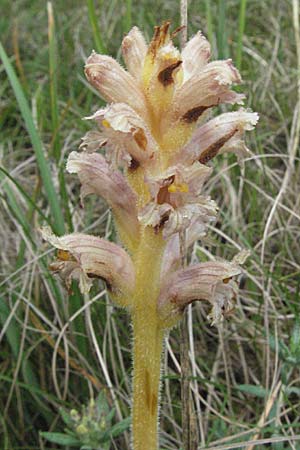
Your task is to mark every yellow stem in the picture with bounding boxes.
[131,227,166,450]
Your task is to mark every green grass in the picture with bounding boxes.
[1,0,300,449]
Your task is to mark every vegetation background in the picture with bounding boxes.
[1,0,300,448]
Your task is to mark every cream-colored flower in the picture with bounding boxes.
[66,151,140,240]
[121,26,148,80]
[84,52,147,118]
[83,103,157,168]
[181,31,211,81]
[138,162,217,237]
[157,258,244,327]
[176,109,259,165]
[40,227,135,297]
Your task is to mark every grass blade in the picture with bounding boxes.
[124,0,132,32]
[0,166,49,224]
[217,0,228,59]
[236,0,248,70]
[47,2,60,161]
[47,2,73,231]
[0,42,65,235]
[0,300,21,360]
[205,0,213,47]
[87,0,106,53]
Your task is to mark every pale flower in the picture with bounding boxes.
[82,103,157,168]
[66,151,140,242]
[158,258,243,328]
[139,162,217,237]
[40,227,135,298]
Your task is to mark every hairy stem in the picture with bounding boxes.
[131,228,166,450]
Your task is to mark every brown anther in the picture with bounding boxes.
[181,105,212,124]
[154,211,171,233]
[199,129,238,164]
[128,158,140,171]
[148,21,171,58]
[222,277,232,284]
[158,60,182,86]
[171,25,186,39]
[157,175,175,205]
[133,127,147,151]
[57,249,75,262]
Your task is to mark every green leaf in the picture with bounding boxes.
[269,334,290,360]
[106,407,116,424]
[59,408,74,427]
[290,320,300,357]
[40,431,80,446]
[100,417,130,444]
[236,384,268,398]
[95,391,110,417]
[285,386,300,396]
[110,417,131,438]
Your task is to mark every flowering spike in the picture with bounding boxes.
[43,21,258,450]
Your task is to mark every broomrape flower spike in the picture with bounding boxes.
[41,22,258,450]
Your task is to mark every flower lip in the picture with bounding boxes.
[121,26,147,79]
[175,109,259,166]
[84,103,157,167]
[84,52,147,116]
[157,258,245,327]
[40,227,135,296]
[139,162,217,238]
[66,151,140,242]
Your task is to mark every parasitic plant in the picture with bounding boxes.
[41,21,258,450]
